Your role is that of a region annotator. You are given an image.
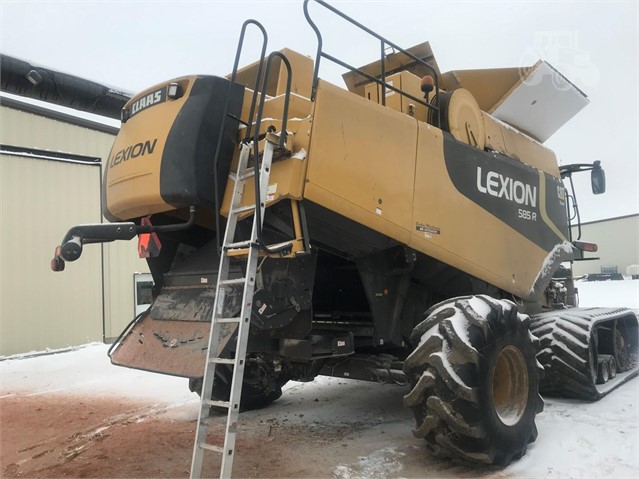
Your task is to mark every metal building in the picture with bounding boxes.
[0,98,149,356]
[571,213,639,277]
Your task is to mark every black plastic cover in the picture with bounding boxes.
[160,76,244,211]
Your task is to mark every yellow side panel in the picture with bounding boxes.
[238,92,312,131]
[233,48,314,98]
[364,71,429,123]
[304,80,417,244]
[221,118,312,216]
[409,122,548,298]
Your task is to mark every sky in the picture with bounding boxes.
[1,0,637,222]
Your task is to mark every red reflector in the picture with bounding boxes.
[573,241,598,252]
[138,217,162,258]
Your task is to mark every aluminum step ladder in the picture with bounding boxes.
[190,135,280,479]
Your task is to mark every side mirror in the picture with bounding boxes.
[591,161,606,194]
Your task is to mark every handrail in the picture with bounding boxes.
[213,20,268,255]
[303,0,441,127]
[252,51,293,255]
[230,20,269,142]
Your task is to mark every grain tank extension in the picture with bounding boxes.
[51,0,637,469]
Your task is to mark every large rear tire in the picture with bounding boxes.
[403,295,544,466]
[189,359,288,412]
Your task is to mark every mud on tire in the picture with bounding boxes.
[403,295,544,466]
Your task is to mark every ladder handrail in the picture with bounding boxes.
[251,51,293,255]
[303,0,441,127]
[230,20,269,142]
[214,20,268,255]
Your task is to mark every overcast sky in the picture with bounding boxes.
[1,0,637,222]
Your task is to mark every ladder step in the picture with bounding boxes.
[230,170,256,181]
[215,317,241,323]
[204,399,231,409]
[232,204,256,214]
[209,357,236,365]
[225,240,253,249]
[219,277,246,286]
[199,443,224,454]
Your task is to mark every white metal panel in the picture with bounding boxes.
[490,61,589,143]
[0,154,103,355]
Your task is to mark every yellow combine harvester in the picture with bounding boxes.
[51,0,637,469]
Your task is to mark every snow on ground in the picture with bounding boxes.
[577,278,639,309]
[1,280,638,478]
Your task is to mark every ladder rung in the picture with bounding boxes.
[219,277,246,286]
[215,317,241,323]
[199,443,224,454]
[209,357,236,365]
[204,399,231,409]
[234,170,256,181]
[232,204,256,214]
[226,240,252,249]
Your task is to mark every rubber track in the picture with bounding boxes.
[530,307,638,400]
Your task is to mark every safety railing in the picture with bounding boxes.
[213,20,268,254]
[251,51,293,255]
[303,0,441,127]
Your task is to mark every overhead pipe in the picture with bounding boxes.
[0,54,131,119]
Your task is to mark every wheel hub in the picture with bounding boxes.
[492,345,529,426]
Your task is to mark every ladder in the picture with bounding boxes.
[190,135,279,479]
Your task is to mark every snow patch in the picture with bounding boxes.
[577,279,639,309]
[529,241,575,296]
[448,310,472,343]
[468,296,492,318]
[332,446,405,479]
[0,343,196,404]
[0,342,103,361]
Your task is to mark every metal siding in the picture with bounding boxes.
[571,215,639,276]
[0,106,115,158]
[0,105,149,355]
[0,154,103,355]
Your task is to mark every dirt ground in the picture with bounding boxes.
[1,387,476,479]
[1,344,637,479]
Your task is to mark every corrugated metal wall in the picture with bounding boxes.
[572,214,639,277]
[0,153,103,355]
[0,105,149,355]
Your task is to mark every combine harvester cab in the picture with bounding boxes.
[50,0,638,473]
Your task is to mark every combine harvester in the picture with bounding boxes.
[43,0,637,476]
